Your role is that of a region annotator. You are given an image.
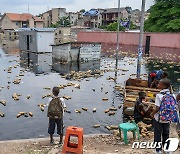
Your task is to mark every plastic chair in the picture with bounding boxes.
[62,126,83,154]
[118,121,140,144]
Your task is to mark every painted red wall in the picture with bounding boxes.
[77,32,180,49]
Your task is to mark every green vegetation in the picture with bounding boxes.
[106,22,126,31]
[100,20,137,32]
[80,9,85,13]
[144,0,180,32]
[50,17,71,28]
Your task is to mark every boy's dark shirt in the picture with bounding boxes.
[134,99,144,122]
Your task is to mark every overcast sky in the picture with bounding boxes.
[0,0,154,15]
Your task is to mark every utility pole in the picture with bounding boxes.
[115,0,121,74]
[28,4,29,13]
[136,0,146,78]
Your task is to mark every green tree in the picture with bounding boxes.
[144,0,180,32]
[80,9,85,13]
[106,22,125,31]
[106,21,136,31]
[58,17,71,27]
[49,17,71,28]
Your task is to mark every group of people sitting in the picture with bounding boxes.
[134,70,180,153]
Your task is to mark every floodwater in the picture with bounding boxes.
[0,42,179,141]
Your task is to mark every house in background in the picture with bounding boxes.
[130,9,141,27]
[42,8,67,27]
[102,8,129,26]
[0,13,44,30]
[83,9,104,28]
[68,12,79,26]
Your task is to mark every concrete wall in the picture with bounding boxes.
[35,22,43,28]
[37,32,55,53]
[52,44,79,62]
[29,18,34,28]
[42,12,50,27]
[18,31,37,52]
[52,8,59,24]
[77,32,180,49]
[1,15,21,30]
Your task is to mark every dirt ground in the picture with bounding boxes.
[0,124,179,154]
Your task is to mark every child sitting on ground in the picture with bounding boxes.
[47,87,66,145]
[134,91,147,123]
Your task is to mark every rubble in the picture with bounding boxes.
[138,122,153,138]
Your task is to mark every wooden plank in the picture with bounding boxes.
[126,86,160,92]
[126,78,148,87]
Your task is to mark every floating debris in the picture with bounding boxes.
[118,105,122,109]
[38,104,45,111]
[24,113,29,117]
[82,107,88,111]
[106,76,116,81]
[12,93,20,101]
[93,108,96,113]
[102,98,108,101]
[74,84,80,89]
[105,125,111,131]
[92,88,95,92]
[16,112,33,118]
[13,78,21,84]
[65,110,71,114]
[43,87,51,90]
[93,124,100,128]
[110,125,118,130]
[108,112,115,116]
[19,74,24,76]
[42,93,52,99]
[0,112,5,117]
[63,95,71,100]
[27,95,31,99]
[109,107,117,111]
[16,112,24,118]
[29,112,33,117]
[74,109,81,113]
[105,109,110,113]
[0,100,6,106]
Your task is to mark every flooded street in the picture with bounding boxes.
[0,42,179,141]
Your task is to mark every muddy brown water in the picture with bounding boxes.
[0,44,179,141]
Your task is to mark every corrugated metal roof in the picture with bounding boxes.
[18,28,56,32]
[83,9,100,16]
